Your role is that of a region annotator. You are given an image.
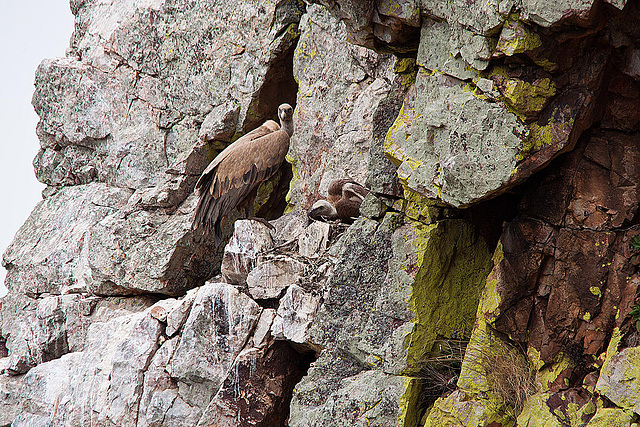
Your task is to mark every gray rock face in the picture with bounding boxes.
[288,4,397,209]
[5,0,640,426]
[271,284,321,345]
[385,70,525,207]
[220,220,275,285]
[168,282,262,407]
[246,256,306,299]
[290,365,406,427]
[13,308,162,426]
[12,0,306,300]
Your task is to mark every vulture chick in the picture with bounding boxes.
[308,179,369,224]
[193,103,294,246]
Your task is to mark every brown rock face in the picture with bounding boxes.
[493,128,640,383]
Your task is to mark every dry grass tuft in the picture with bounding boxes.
[466,334,539,415]
[416,335,469,398]
[416,330,539,417]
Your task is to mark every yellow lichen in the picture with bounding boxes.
[536,352,574,392]
[496,17,542,56]
[502,78,556,116]
[516,110,574,162]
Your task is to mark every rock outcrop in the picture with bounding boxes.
[2,0,640,426]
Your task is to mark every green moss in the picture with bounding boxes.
[400,188,443,224]
[293,27,316,62]
[423,391,513,427]
[393,216,494,426]
[283,22,301,42]
[477,242,504,322]
[601,327,623,369]
[383,101,414,168]
[398,377,425,427]
[395,57,416,74]
[588,408,635,426]
[533,59,558,73]
[404,219,493,374]
[284,153,298,213]
[535,351,574,392]
[516,393,562,427]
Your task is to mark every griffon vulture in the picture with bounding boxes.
[193,103,294,246]
[308,179,369,224]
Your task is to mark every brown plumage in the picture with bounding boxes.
[308,179,369,224]
[193,103,294,246]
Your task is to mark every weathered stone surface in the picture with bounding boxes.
[2,183,221,297]
[246,256,306,299]
[418,19,491,79]
[165,287,199,337]
[11,307,162,426]
[0,291,156,375]
[0,373,22,425]
[290,360,405,427]
[137,336,202,427]
[168,282,262,408]
[586,407,635,427]
[516,390,600,427]
[269,211,309,245]
[287,210,493,425]
[2,183,131,295]
[596,344,640,414]
[199,102,241,142]
[288,4,396,209]
[447,21,640,417]
[488,132,640,365]
[307,214,491,375]
[271,284,321,345]
[8,0,640,425]
[1,293,75,374]
[384,4,608,208]
[316,0,420,51]
[12,352,81,426]
[83,193,220,295]
[197,340,311,427]
[221,220,275,285]
[385,70,525,207]
[298,220,330,257]
[420,0,504,33]
[423,390,512,427]
[62,311,162,426]
[13,0,306,299]
[253,308,278,348]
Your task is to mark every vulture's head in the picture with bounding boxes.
[342,182,368,201]
[278,103,294,123]
[308,199,338,221]
[278,103,294,136]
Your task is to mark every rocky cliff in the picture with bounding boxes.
[2,0,640,426]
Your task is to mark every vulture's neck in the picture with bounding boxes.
[280,119,294,137]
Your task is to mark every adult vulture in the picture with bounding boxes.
[193,103,294,246]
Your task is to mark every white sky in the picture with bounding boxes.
[0,2,74,296]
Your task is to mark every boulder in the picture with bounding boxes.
[167,282,262,408]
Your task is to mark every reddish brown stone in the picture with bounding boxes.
[492,131,640,372]
[602,97,640,131]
